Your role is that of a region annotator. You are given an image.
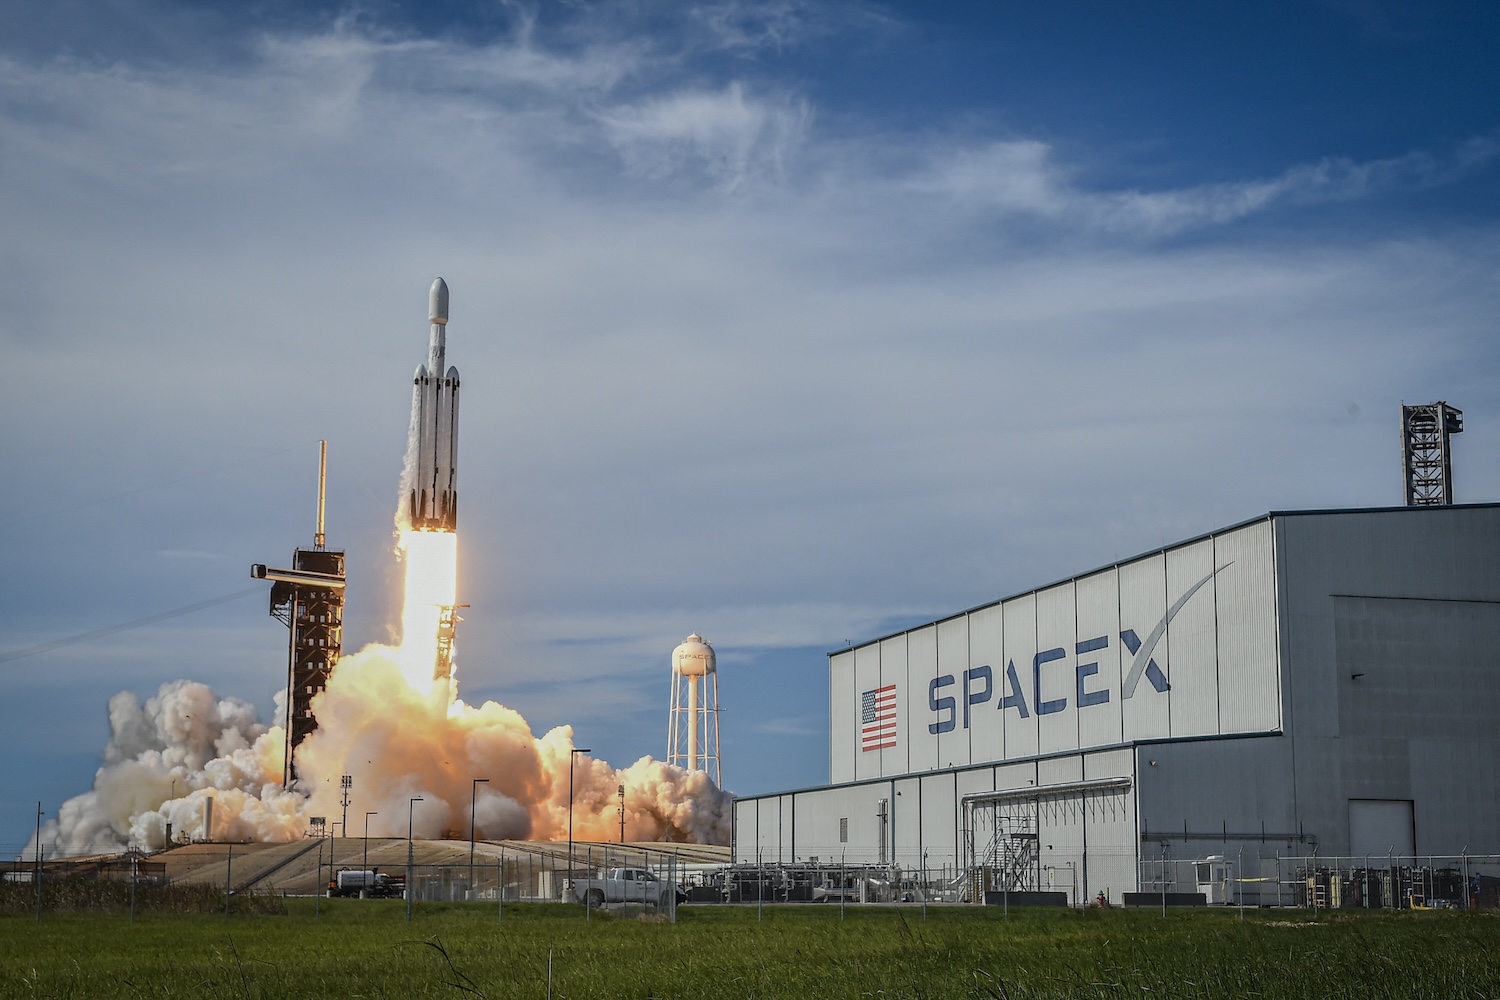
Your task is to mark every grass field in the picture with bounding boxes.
[4,898,1499,999]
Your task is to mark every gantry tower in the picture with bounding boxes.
[251,441,347,786]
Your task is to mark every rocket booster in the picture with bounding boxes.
[408,278,460,531]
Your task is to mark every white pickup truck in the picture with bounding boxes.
[568,867,676,907]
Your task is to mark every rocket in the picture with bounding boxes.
[408,277,460,531]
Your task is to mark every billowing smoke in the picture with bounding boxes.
[293,643,731,843]
[32,647,732,855]
[33,680,305,855]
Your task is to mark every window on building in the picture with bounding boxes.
[839,817,848,843]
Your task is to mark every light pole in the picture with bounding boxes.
[363,811,377,884]
[567,747,591,898]
[407,796,423,922]
[469,777,489,899]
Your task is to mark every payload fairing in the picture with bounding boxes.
[409,278,460,530]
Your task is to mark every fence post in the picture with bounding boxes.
[1160,843,1168,918]
[34,803,42,924]
[1238,846,1245,920]
[225,844,233,920]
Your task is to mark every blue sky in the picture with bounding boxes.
[3,0,1499,853]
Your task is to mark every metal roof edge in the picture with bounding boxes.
[827,502,1500,657]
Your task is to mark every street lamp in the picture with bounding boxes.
[567,747,592,898]
[469,777,490,899]
[407,796,423,922]
[363,811,377,883]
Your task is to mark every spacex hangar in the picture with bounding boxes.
[732,420,1500,903]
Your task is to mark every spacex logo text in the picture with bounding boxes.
[927,631,1166,734]
[926,563,1229,735]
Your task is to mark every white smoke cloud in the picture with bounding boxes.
[289,643,731,844]
[28,588,730,857]
[29,679,290,855]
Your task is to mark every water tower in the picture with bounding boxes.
[668,634,721,786]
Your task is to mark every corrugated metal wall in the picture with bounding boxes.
[830,518,1281,784]
[732,748,1140,897]
[1277,505,1500,856]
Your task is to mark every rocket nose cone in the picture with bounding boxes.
[429,278,449,325]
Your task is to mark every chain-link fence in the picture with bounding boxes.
[399,848,680,915]
[2,844,684,921]
[11,846,1500,915]
[1131,851,1500,909]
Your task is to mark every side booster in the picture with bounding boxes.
[409,277,460,530]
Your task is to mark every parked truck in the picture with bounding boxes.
[327,868,404,898]
[567,867,679,907]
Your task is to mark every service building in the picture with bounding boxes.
[732,503,1500,902]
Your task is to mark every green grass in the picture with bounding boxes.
[3,900,1499,999]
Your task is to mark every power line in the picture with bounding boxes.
[0,588,264,665]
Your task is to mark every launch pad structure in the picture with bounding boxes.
[251,441,347,786]
[251,280,463,782]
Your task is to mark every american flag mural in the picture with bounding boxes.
[860,684,897,751]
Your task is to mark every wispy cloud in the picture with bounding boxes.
[756,716,823,738]
[687,0,899,55]
[913,136,1500,237]
[600,82,811,188]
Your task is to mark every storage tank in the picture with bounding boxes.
[668,634,721,784]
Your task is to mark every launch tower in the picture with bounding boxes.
[251,442,347,786]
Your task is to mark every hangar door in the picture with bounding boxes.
[1349,799,1415,857]
[962,777,1132,904]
